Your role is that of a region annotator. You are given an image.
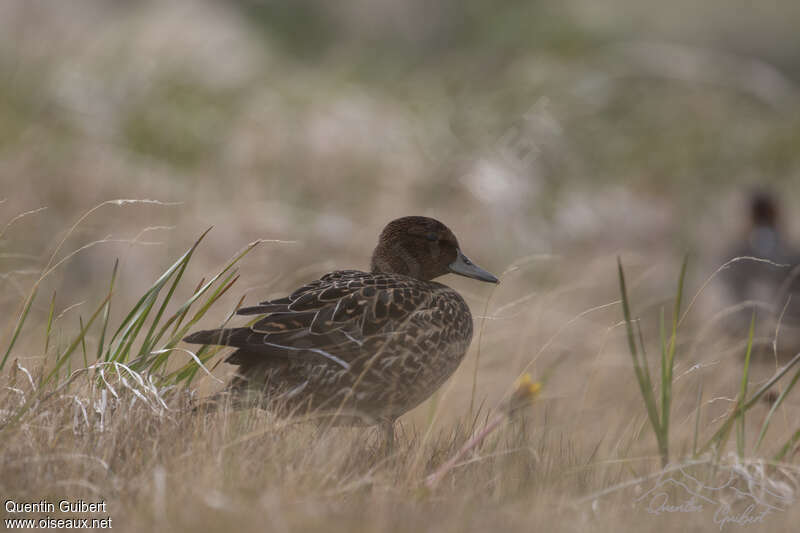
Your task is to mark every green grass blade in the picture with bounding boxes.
[144,272,240,375]
[138,241,197,358]
[172,277,205,336]
[636,322,655,398]
[754,366,800,453]
[79,316,88,369]
[639,318,667,465]
[96,259,118,362]
[700,347,800,456]
[741,350,800,411]
[618,258,639,363]
[109,290,162,363]
[618,257,665,464]
[661,255,687,450]
[692,377,703,457]
[45,291,56,355]
[132,239,261,379]
[180,294,247,385]
[774,427,800,462]
[149,239,260,349]
[659,305,667,422]
[42,293,111,387]
[103,228,211,361]
[2,302,100,429]
[170,293,246,385]
[122,239,259,377]
[169,345,224,385]
[736,311,756,459]
[699,311,756,456]
[0,285,39,371]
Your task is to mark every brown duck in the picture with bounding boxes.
[184,216,498,443]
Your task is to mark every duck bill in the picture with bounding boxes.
[449,249,499,284]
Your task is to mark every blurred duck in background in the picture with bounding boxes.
[720,189,800,354]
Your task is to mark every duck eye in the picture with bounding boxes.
[425,232,438,242]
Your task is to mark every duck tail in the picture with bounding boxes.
[182,327,251,347]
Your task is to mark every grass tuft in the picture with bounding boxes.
[620,255,800,468]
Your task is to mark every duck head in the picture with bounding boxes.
[370,216,499,283]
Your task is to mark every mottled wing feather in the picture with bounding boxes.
[236,302,291,315]
[251,311,315,333]
[233,271,436,366]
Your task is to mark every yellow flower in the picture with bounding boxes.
[508,373,542,410]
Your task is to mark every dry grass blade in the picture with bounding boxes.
[2,292,112,428]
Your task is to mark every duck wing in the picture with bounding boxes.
[183,270,441,369]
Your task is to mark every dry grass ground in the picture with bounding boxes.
[3,1,800,531]
[3,216,800,532]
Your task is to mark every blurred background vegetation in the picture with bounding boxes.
[2,0,800,418]
[5,4,800,530]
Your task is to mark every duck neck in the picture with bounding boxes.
[370,244,437,280]
[371,244,412,277]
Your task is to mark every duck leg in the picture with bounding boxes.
[381,418,396,452]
